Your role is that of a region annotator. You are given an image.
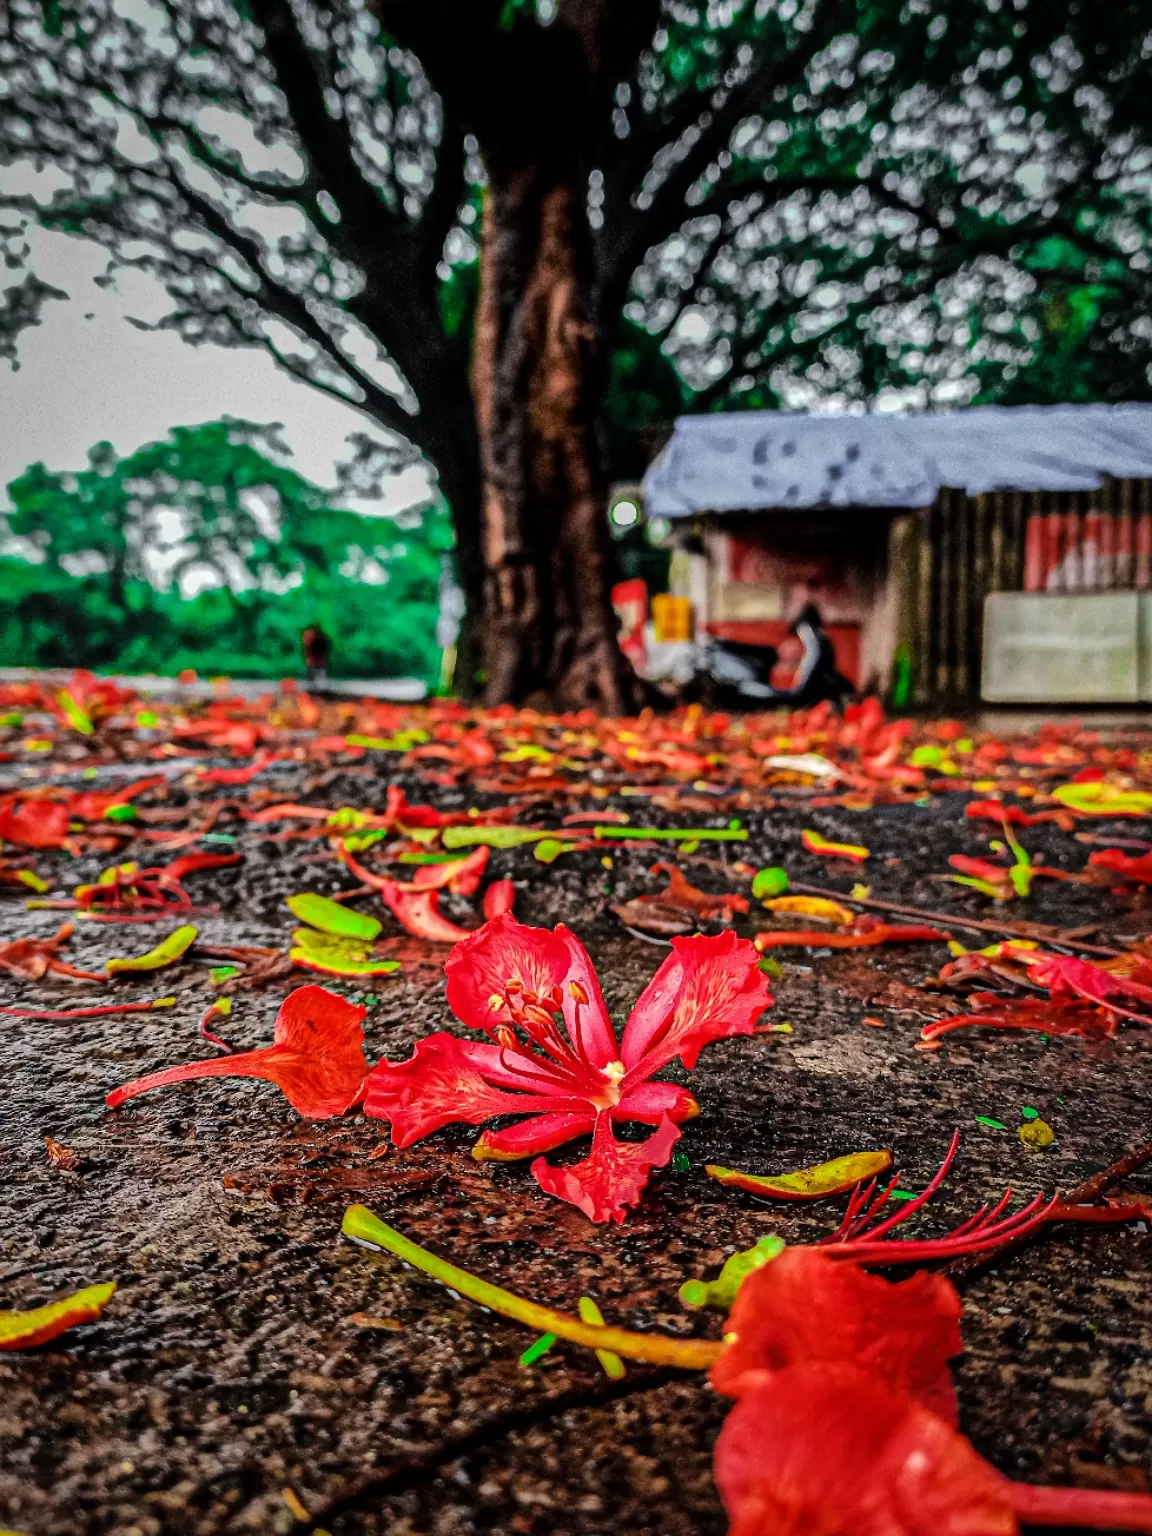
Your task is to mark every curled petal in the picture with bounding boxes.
[712,1247,962,1426]
[377,881,474,943]
[531,1114,681,1224]
[0,1281,117,1351]
[706,1148,894,1202]
[363,1032,582,1147]
[405,846,490,894]
[714,1365,1016,1536]
[107,985,367,1118]
[473,1110,596,1162]
[615,1079,700,1124]
[621,930,772,1075]
[483,878,517,919]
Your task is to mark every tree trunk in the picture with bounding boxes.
[472,158,631,711]
[421,385,485,697]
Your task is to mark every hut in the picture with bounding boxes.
[640,404,1152,706]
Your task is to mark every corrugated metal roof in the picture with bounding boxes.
[642,403,1152,517]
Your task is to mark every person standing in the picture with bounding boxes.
[301,623,331,687]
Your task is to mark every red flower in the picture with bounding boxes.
[107,984,368,1117]
[364,914,772,1221]
[711,1247,962,1425]
[713,1364,1017,1536]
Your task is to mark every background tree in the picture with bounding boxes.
[3,0,1151,702]
[0,419,449,681]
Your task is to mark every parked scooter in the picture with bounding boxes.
[687,604,854,711]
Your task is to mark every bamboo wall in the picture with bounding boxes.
[905,478,1152,707]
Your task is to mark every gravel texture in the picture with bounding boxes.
[0,754,1149,1535]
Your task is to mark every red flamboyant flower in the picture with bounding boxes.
[107,984,367,1117]
[713,1364,1018,1536]
[711,1246,961,1424]
[363,914,772,1221]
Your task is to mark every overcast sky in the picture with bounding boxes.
[0,225,435,517]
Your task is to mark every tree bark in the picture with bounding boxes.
[472,158,629,710]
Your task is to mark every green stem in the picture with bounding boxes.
[594,827,747,842]
[341,1205,722,1370]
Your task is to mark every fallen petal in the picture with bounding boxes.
[706,1149,894,1201]
[531,1114,681,1223]
[0,1281,117,1351]
[107,984,367,1117]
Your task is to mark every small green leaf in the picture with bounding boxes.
[442,825,553,849]
[975,1115,1007,1130]
[751,867,790,899]
[106,924,197,975]
[518,1332,556,1366]
[286,893,381,941]
[290,929,399,977]
[534,838,569,863]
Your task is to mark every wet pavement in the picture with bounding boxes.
[0,762,1149,1535]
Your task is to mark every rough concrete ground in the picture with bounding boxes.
[0,761,1149,1535]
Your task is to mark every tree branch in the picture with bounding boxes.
[598,0,855,322]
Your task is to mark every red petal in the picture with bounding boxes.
[0,800,71,848]
[445,913,576,1030]
[377,880,474,943]
[1030,952,1152,1019]
[615,1079,699,1123]
[106,984,367,1118]
[620,930,772,1075]
[714,1365,1017,1536]
[483,878,516,919]
[531,1114,681,1223]
[363,1032,577,1147]
[711,1247,962,1425]
[473,1110,596,1161]
[409,846,490,894]
[554,923,620,1067]
[161,851,242,881]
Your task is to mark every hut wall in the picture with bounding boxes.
[909,477,1152,708]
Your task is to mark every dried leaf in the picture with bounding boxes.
[705,1149,894,1201]
[0,1281,116,1351]
[105,923,198,974]
[763,895,854,924]
[801,829,870,862]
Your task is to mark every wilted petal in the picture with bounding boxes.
[107,985,368,1118]
[621,931,772,1075]
[531,1114,681,1224]
[472,1111,596,1161]
[711,1247,962,1425]
[444,914,573,1031]
[363,1032,583,1147]
[714,1365,1016,1536]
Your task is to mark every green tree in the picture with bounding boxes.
[1,419,450,682]
[2,2,1151,700]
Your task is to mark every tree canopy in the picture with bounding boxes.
[4,0,1150,429]
[3,0,1152,697]
[0,419,450,681]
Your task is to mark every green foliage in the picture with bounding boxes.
[0,420,448,683]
